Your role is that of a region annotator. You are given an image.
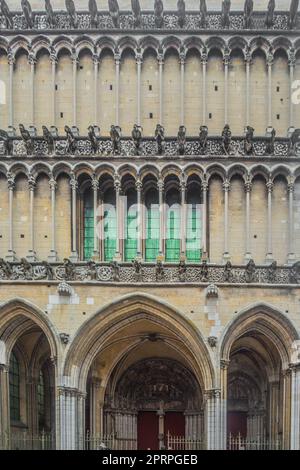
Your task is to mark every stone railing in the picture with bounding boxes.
[0,136,298,159]
[0,260,300,285]
[0,11,298,32]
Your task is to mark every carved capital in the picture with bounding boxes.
[223,179,230,192]
[28,174,36,191]
[70,174,78,191]
[244,177,253,193]
[91,176,99,192]
[28,53,36,66]
[135,178,142,191]
[7,172,15,190]
[288,176,295,193]
[7,50,15,66]
[114,174,121,192]
[157,53,164,66]
[266,179,274,193]
[288,48,296,67]
[49,177,57,191]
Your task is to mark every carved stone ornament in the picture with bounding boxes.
[57,281,73,296]
[59,332,70,344]
[207,336,218,348]
[206,283,219,298]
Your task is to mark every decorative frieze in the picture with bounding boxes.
[0,11,298,32]
[0,135,298,159]
[0,259,299,285]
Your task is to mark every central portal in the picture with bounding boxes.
[102,358,203,450]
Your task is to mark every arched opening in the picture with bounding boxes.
[165,175,181,262]
[0,300,58,450]
[102,175,116,261]
[63,293,214,450]
[144,175,159,262]
[123,175,138,261]
[186,175,202,263]
[221,304,299,450]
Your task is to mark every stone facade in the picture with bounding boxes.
[0,0,300,451]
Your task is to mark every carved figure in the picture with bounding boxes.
[200,259,208,281]
[245,259,256,283]
[88,125,99,153]
[156,260,164,281]
[19,124,34,154]
[20,257,33,280]
[110,125,122,155]
[0,258,12,278]
[87,261,97,280]
[88,0,98,28]
[108,0,120,28]
[41,261,54,280]
[290,261,300,283]
[222,124,232,154]
[244,0,253,29]
[222,0,231,28]
[110,260,120,281]
[45,0,55,27]
[265,127,276,155]
[289,128,300,155]
[63,258,75,280]
[65,0,78,28]
[131,0,141,27]
[288,0,299,29]
[178,259,186,282]
[177,0,185,28]
[64,125,77,154]
[177,125,186,155]
[200,0,207,28]
[155,124,165,155]
[132,258,142,275]
[0,0,13,28]
[199,125,208,153]
[267,260,277,283]
[21,0,34,28]
[132,124,143,155]
[265,0,275,28]
[154,0,164,28]
[42,126,55,153]
[0,129,12,155]
[223,261,233,282]
[244,125,254,155]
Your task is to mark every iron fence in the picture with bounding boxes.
[227,433,282,451]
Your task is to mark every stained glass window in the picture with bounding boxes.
[9,352,20,422]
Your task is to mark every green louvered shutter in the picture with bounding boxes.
[186,203,202,262]
[104,205,116,262]
[165,203,180,262]
[145,203,160,261]
[125,203,138,261]
[84,190,94,260]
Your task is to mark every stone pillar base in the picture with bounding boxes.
[69,251,78,262]
[113,253,122,262]
[48,250,58,262]
[244,252,252,263]
[287,253,296,265]
[5,250,16,262]
[26,250,37,262]
[222,252,231,264]
[265,253,274,264]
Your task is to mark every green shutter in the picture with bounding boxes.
[84,191,94,260]
[165,204,180,262]
[125,205,138,261]
[104,206,116,261]
[145,203,160,261]
[186,203,202,262]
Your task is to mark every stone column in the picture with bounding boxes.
[245,50,251,126]
[267,50,273,128]
[288,49,296,128]
[282,368,292,450]
[136,51,142,126]
[290,364,300,450]
[220,360,230,450]
[28,53,36,126]
[244,177,252,262]
[157,403,165,450]
[0,363,9,449]
[6,172,16,261]
[202,179,208,260]
[114,175,121,260]
[223,48,230,125]
[287,176,296,264]
[201,51,207,125]
[114,52,121,126]
[7,51,14,128]
[27,376,39,435]
[180,177,186,257]
[158,53,164,125]
[179,50,185,126]
[92,176,99,259]
[204,389,221,450]
[50,50,57,126]
[269,379,280,444]
[223,179,230,262]
[72,51,78,127]
[89,378,102,439]
[266,179,274,263]
[48,176,58,262]
[136,178,142,258]
[93,54,99,124]
[27,174,37,261]
[57,387,86,450]
[70,174,78,262]
[158,178,164,258]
